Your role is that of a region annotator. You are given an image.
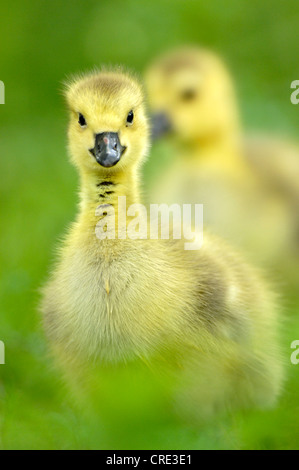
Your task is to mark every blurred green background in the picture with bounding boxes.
[1,0,299,450]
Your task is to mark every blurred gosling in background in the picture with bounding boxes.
[145,47,299,294]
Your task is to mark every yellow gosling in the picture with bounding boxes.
[41,68,284,419]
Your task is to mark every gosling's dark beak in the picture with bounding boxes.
[89,132,126,167]
[150,112,172,141]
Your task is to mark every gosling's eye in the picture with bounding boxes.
[126,110,134,126]
[78,113,87,127]
[180,89,197,102]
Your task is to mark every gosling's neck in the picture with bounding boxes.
[78,166,141,229]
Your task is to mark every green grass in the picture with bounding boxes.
[1,0,299,450]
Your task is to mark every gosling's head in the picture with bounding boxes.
[145,47,240,143]
[65,69,149,174]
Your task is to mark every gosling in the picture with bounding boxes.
[41,68,283,416]
[145,46,299,280]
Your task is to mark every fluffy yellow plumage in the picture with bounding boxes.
[41,68,283,419]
